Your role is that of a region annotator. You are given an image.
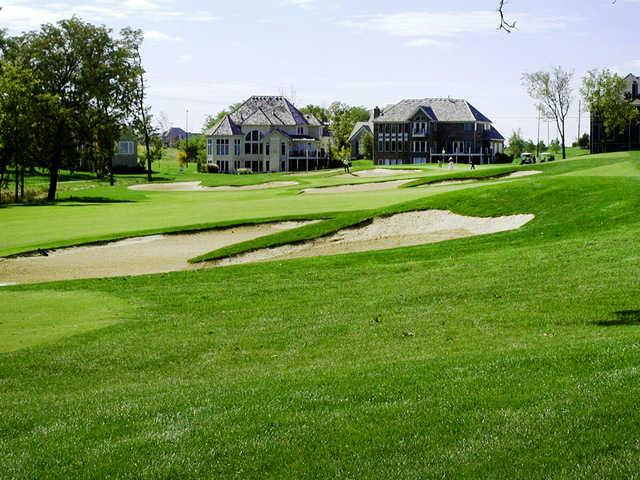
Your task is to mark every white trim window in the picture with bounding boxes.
[234,138,241,156]
[118,141,135,155]
[216,139,229,156]
[207,139,214,157]
[245,130,264,155]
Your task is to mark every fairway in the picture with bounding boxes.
[2,153,640,478]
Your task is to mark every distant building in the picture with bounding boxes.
[204,96,333,173]
[113,132,139,170]
[590,73,640,154]
[371,98,504,165]
[162,127,188,148]
[348,117,374,160]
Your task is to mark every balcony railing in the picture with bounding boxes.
[412,129,428,137]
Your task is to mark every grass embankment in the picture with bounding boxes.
[1,152,640,478]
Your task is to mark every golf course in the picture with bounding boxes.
[1,151,640,478]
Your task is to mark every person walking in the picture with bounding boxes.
[470,159,476,171]
[448,157,454,170]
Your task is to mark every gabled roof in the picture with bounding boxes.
[348,121,373,141]
[206,115,242,136]
[374,98,493,123]
[229,96,308,126]
[163,127,187,137]
[488,125,505,141]
[304,113,322,126]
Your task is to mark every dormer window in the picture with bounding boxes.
[297,127,305,135]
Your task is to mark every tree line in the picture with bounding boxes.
[520,67,638,160]
[0,17,158,203]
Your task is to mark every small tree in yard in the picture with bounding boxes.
[523,67,573,159]
[577,133,590,149]
[581,69,639,150]
[178,136,206,170]
[361,132,374,160]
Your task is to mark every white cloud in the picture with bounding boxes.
[145,30,183,43]
[0,0,218,32]
[341,10,568,48]
[178,53,194,63]
[281,0,315,9]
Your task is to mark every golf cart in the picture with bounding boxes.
[540,152,555,163]
[520,152,536,165]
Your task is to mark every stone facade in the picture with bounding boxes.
[205,96,333,173]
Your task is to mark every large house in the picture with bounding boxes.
[205,96,333,173]
[371,98,504,165]
[590,73,640,154]
[162,127,188,148]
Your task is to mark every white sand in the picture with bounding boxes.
[129,181,298,192]
[214,210,535,267]
[0,221,316,285]
[302,179,413,194]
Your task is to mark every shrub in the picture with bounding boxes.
[207,164,220,174]
[236,168,252,175]
[493,152,513,164]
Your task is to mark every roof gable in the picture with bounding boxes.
[229,96,308,127]
[206,115,241,136]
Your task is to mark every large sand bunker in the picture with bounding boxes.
[214,210,535,267]
[303,179,413,194]
[129,181,298,192]
[0,221,316,285]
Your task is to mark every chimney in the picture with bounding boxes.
[373,106,381,119]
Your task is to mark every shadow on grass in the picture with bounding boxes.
[3,197,136,207]
[596,310,640,327]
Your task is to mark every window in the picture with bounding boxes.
[464,123,474,132]
[266,161,270,171]
[297,126,305,135]
[118,141,134,155]
[281,142,286,155]
[216,139,229,156]
[207,139,213,157]
[633,81,639,99]
[244,130,264,155]
[234,139,241,156]
[391,141,396,151]
[378,140,383,152]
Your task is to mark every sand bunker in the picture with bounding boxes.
[303,179,413,194]
[340,168,419,178]
[129,181,298,192]
[0,221,316,285]
[214,210,535,267]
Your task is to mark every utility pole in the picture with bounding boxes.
[536,111,541,157]
[186,108,190,149]
[577,100,582,143]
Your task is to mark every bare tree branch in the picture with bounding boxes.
[497,0,517,32]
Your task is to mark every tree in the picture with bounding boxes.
[581,69,639,149]
[3,18,141,200]
[300,105,329,123]
[507,129,526,159]
[328,102,370,154]
[361,132,374,160]
[178,136,205,169]
[523,67,573,159]
[124,28,155,182]
[577,133,590,149]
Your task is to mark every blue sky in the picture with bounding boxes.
[2,0,639,142]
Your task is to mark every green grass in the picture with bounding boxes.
[0,290,130,353]
[1,151,640,478]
